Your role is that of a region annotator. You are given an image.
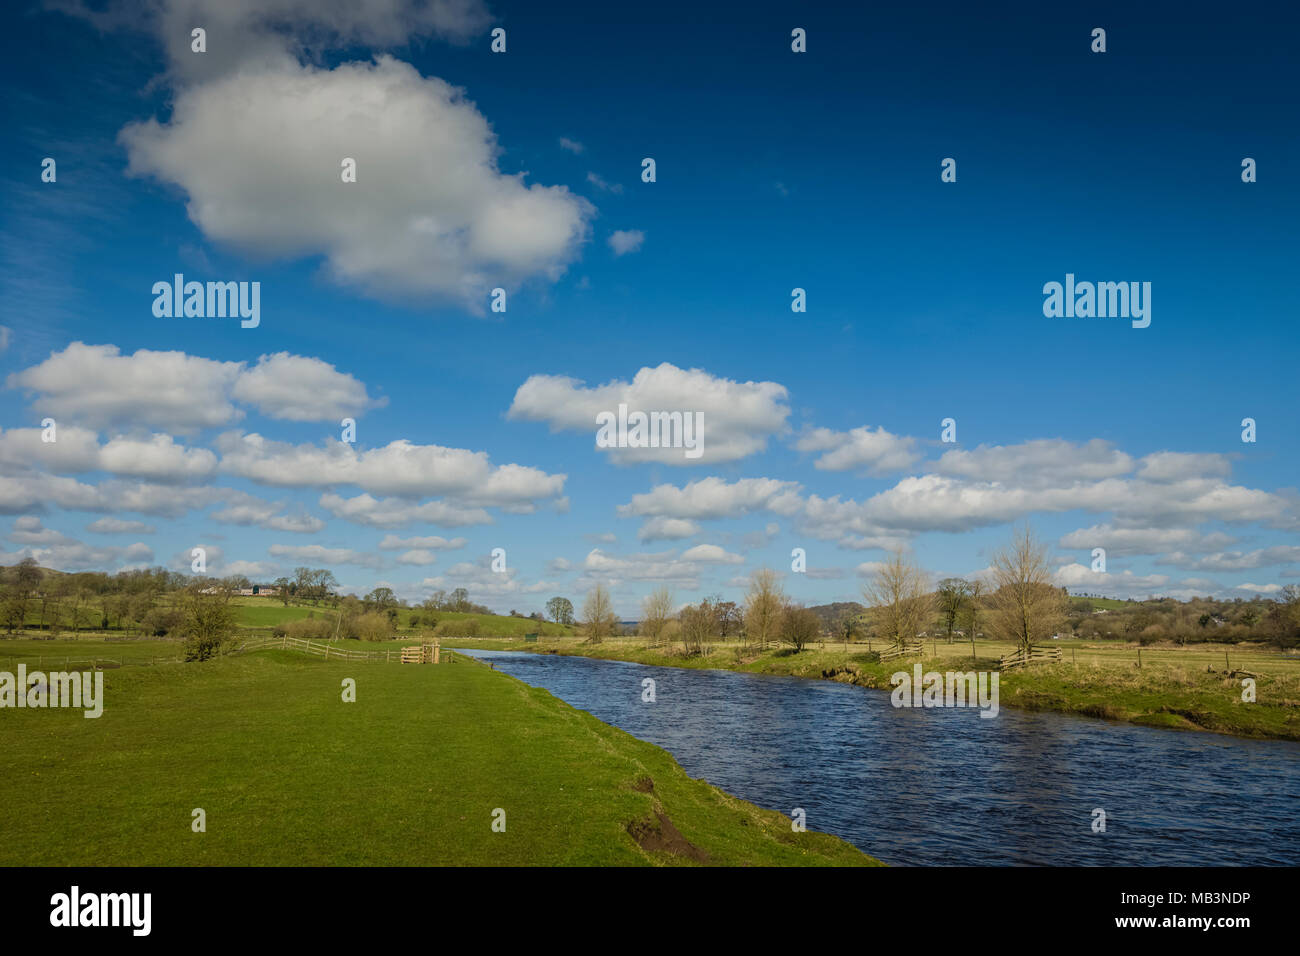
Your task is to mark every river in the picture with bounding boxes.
[462,649,1300,866]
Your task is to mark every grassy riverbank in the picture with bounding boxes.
[0,647,876,866]
[445,636,1300,742]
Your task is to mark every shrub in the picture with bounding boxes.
[354,611,392,642]
[180,590,238,662]
[284,617,334,641]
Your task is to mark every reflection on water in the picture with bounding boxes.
[464,649,1300,866]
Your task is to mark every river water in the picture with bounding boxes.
[463,649,1300,866]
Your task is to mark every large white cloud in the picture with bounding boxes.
[218,432,565,507]
[120,55,591,307]
[795,425,920,475]
[7,343,380,430]
[8,343,243,431]
[57,0,492,85]
[935,439,1134,485]
[230,353,385,422]
[620,477,802,521]
[319,492,490,529]
[508,363,791,465]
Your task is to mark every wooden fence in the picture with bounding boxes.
[998,645,1063,669]
[878,640,925,663]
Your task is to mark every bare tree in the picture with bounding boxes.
[640,586,674,645]
[678,601,716,656]
[743,569,785,648]
[988,525,1067,651]
[783,603,820,652]
[863,549,932,647]
[581,583,618,644]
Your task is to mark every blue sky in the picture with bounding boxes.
[2,0,1297,616]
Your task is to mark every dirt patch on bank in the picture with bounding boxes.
[627,811,709,862]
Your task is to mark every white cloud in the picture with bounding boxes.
[935,439,1133,485]
[608,229,644,256]
[795,425,920,475]
[86,517,156,535]
[637,516,701,542]
[210,494,325,533]
[621,477,802,520]
[510,363,791,465]
[7,343,380,431]
[1136,452,1232,482]
[1059,524,1237,557]
[218,432,565,506]
[8,343,243,432]
[120,56,592,308]
[1157,546,1300,572]
[230,353,384,422]
[268,543,381,568]
[378,534,468,550]
[0,426,216,483]
[61,0,492,86]
[395,550,439,566]
[319,492,490,528]
[559,137,585,154]
[679,544,744,565]
[1053,562,1171,597]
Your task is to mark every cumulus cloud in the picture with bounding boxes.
[0,425,217,483]
[935,439,1134,485]
[219,432,565,506]
[637,516,701,542]
[620,477,802,520]
[230,353,385,422]
[120,55,592,308]
[210,493,326,533]
[1059,524,1237,557]
[1,528,153,571]
[795,425,920,475]
[8,343,243,432]
[678,543,743,565]
[509,363,791,465]
[7,343,381,430]
[1156,546,1300,572]
[1136,452,1232,482]
[319,492,490,528]
[377,534,468,551]
[86,517,157,535]
[55,0,492,85]
[268,543,382,568]
[559,137,585,154]
[1052,562,1171,597]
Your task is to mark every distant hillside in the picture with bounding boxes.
[806,602,867,628]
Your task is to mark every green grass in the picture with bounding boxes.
[415,610,573,637]
[230,599,324,628]
[0,647,874,866]
[445,635,1300,742]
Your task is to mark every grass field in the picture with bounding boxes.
[15,598,576,638]
[0,646,874,866]
[444,635,1300,741]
